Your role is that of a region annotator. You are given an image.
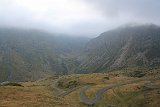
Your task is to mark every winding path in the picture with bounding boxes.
[51,77,83,97]
[51,77,63,96]
[51,77,160,106]
[79,79,149,106]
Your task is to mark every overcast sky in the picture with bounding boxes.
[0,0,160,37]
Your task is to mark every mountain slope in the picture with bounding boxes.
[0,28,89,82]
[77,24,160,73]
[1,24,160,81]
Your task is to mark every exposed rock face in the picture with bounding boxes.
[77,24,160,73]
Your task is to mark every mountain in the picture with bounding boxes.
[0,28,89,82]
[77,24,160,73]
[1,24,160,82]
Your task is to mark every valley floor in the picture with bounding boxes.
[0,67,160,107]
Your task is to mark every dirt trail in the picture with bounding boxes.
[51,77,160,106]
[79,78,150,106]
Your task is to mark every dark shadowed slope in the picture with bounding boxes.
[0,28,90,82]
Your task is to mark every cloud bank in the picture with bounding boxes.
[0,0,160,37]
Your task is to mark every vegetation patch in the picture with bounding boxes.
[0,82,23,87]
[58,80,80,89]
[126,71,146,78]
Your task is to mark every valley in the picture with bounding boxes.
[0,25,160,107]
[0,25,160,82]
[1,1,160,106]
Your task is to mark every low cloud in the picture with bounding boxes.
[0,0,160,37]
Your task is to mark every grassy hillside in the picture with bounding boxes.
[0,67,160,107]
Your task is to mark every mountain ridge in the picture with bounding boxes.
[0,24,160,82]
[77,24,160,73]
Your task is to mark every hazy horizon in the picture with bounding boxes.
[0,0,160,37]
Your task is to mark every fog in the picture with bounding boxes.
[0,0,160,37]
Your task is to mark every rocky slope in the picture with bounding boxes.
[77,24,160,73]
[1,24,160,82]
